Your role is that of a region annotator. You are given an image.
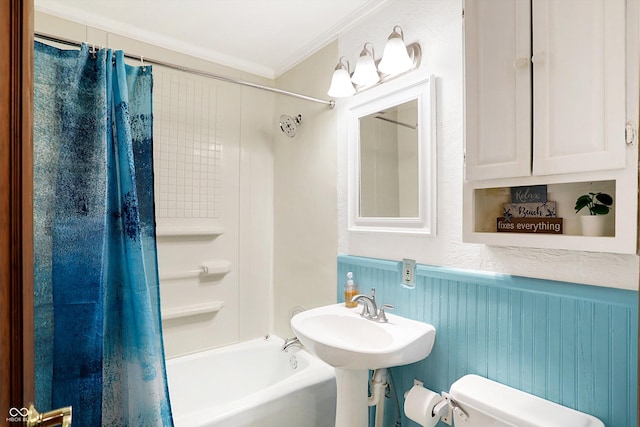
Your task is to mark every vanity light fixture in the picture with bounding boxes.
[351,43,380,87]
[327,56,356,98]
[328,25,421,98]
[378,25,414,75]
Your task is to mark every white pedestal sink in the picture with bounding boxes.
[291,303,436,427]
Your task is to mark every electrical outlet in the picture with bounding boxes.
[402,258,416,287]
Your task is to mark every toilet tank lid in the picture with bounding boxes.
[449,375,604,427]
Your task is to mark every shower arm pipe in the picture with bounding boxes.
[34,32,336,109]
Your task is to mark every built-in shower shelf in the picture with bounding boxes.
[162,301,225,320]
[156,224,225,237]
[159,260,231,281]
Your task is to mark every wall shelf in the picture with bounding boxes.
[463,178,637,254]
[161,301,225,320]
[156,224,225,237]
[159,260,231,281]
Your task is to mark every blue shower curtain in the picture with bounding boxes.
[33,41,173,426]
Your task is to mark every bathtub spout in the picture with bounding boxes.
[282,336,301,352]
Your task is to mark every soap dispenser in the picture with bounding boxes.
[344,272,358,308]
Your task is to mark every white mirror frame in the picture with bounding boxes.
[347,75,436,235]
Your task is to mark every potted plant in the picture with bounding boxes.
[574,192,613,236]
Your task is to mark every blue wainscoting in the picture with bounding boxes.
[337,255,638,427]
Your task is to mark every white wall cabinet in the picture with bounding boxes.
[532,0,627,176]
[463,0,639,254]
[464,0,628,181]
[464,0,531,181]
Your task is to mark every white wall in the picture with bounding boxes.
[273,42,339,338]
[337,0,640,290]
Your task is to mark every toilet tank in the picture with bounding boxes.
[449,375,604,427]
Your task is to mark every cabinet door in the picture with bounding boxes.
[464,0,531,181]
[533,0,626,175]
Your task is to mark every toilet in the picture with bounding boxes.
[406,374,604,427]
[447,375,604,426]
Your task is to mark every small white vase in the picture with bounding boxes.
[580,215,607,236]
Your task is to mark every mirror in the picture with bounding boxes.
[359,99,419,218]
[348,76,436,234]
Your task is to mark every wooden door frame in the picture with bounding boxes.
[0,0,34,417]
[0,1,638,425]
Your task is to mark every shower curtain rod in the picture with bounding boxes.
[34,32,336,108]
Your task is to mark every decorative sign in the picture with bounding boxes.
[510,185,547,204]
[496,217,563,234]
[503,202,556,219]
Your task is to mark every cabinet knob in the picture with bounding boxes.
[531,52,547,64]
[512,57,530,69]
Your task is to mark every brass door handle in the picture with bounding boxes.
[26,403,72,427]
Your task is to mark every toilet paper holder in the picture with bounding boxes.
[432,396,450,420]
[404,384,469,426]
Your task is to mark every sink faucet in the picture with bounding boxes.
[351,288,394,322]
[351,289,378,318]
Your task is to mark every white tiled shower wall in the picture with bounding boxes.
[35,11,277,357]
[154,69,221,220]
[152,64,243,357]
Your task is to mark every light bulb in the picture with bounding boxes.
[351,43,380,87]
[378,26,413,75]
[327,58,355,97]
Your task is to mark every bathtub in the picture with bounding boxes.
[166,335,336,427]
